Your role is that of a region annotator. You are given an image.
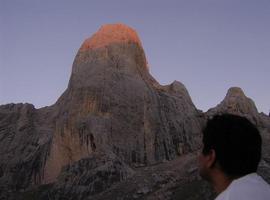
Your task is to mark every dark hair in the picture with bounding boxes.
[202,114,262,177]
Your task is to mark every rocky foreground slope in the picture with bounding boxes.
[0,24,269,200]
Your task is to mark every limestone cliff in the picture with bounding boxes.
[0,24,205,199]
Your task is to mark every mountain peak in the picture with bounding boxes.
[226,87,245,98]
[80,23,142,51]
[207,86,259,125]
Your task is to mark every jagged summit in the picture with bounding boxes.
[223,87,256,110]
[207,86,259,124]
[79,23,142,51]
[225,87,245,98]
[160,81,194,104]
[169,80,189,95]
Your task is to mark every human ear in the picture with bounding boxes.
[206,149,216,168]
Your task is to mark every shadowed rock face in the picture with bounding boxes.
[49,152,135,200]
[0,103,53,198]
[0,24,269,200]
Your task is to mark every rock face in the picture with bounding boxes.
[49,152,134,200]
[0,23,269,200]
[44,23,204,184]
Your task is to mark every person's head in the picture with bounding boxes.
[199,114,262,182]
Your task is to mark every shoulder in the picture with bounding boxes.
[215,190,228,200]
[227,173,270,200]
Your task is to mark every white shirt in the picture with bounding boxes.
[215,173,270,200]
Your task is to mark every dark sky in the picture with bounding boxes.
[1,0,270,113]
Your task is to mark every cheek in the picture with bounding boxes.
[198,154,208,178]
[197,154,205,168]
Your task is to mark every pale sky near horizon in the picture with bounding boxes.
[1,0,270,113]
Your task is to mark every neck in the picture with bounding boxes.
[210,170,233,194]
